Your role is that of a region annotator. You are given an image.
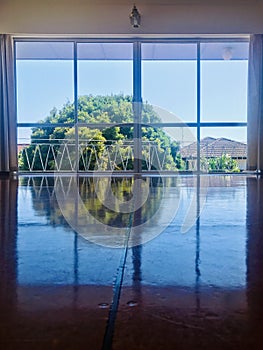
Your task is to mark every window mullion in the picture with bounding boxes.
[197,42,201,173]
[74,41,79,172]
[133,41,142,173]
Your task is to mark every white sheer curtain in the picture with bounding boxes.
[247,34,263,172]
[0,34,17,173]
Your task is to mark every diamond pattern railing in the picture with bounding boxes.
[18,139,170,172]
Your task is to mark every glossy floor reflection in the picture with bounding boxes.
[0,174,263,349]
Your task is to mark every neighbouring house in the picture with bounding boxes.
[180,137,247,171]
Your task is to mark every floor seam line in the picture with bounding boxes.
[101,214,133,350]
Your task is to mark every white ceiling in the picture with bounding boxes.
[1,0,263,34]
[78,0,260,4]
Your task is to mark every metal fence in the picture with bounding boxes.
[18,139,172,172]
[18,138,248,173]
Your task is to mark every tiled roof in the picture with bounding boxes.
[180,137,247,159]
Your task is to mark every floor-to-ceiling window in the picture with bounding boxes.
[200,41,248,172]
[15,38,249,173]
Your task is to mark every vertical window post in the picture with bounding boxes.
[74,41,79,172]
[133,41,142,173]
[197,42,201,173]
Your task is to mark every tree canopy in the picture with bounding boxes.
[201,154,240,173]
[19,94,184,171]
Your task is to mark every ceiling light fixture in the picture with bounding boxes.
[222,47,233,60]
[130,4,141,28]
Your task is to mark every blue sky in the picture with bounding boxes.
[16,58,248,143]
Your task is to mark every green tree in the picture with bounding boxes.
[19,94,183,171]
[201,154,240,172]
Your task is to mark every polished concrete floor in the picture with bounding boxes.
[0,174,263,349]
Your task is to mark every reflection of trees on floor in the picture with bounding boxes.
[19,176,175,232]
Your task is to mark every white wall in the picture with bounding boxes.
[0,0,263,35]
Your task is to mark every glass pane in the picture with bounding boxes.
[77,126,134,171]
[17,127,32,144]
[173,127,197,171]
[200,127,247,172]
[142,43,197,122]
[16,42,74,123]
[200,126,247,143]
[164,126,197,148]
[201,42,249,122]
[18,125,76,172]
[77,43,133,124]
[140,126,196,171]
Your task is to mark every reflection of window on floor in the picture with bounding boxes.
[16,39,249,172]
